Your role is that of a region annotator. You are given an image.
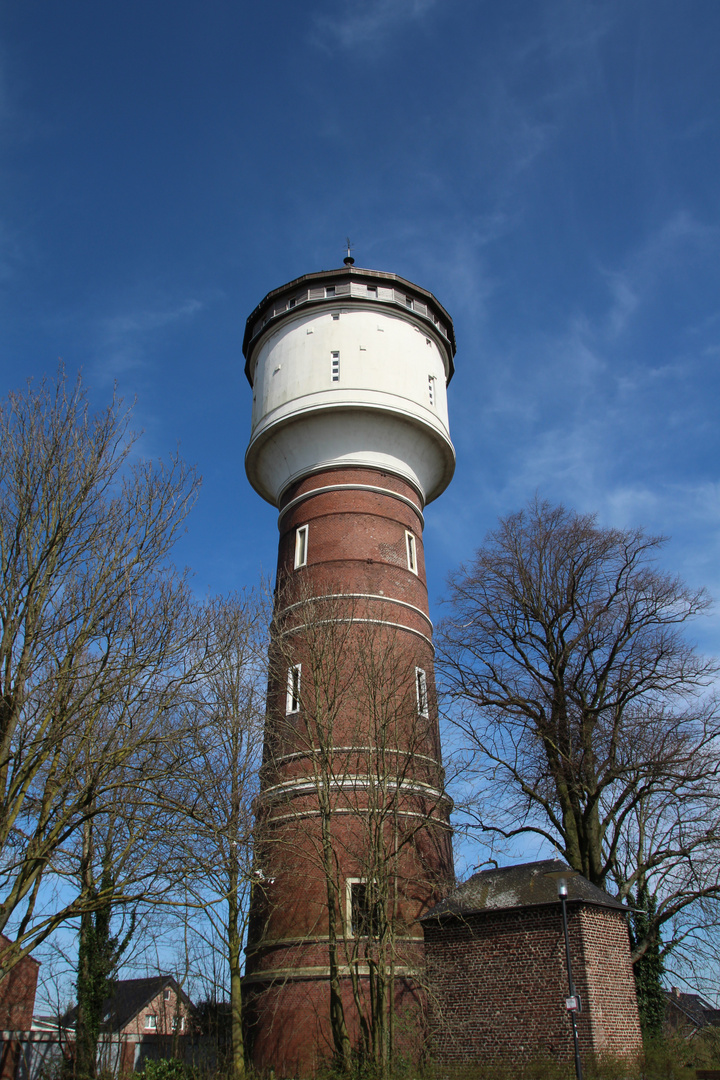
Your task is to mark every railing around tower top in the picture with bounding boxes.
[253,283,449,344]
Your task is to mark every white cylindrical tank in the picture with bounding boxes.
[243,266,456,507]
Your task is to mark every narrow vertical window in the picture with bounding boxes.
[428,375,435,406]
[326,285,336,297]
[286,664,301,714]
[347,879,379,937]
[294,524,308,569]
[405,295,413,309]
[331,352,340,382]
[416,668,428,717]
[405,531,417,574]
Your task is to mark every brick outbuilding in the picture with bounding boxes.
[422,859,642,1067]
[0,935,40,1080]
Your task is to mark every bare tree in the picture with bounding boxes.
[438,498,720,998]
[0,369,200,978]
[71,750,186,1080]
[166,590,268,1080]
[341,621,450,1072]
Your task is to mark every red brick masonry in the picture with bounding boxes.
[423,861,642,1066]
[0,935,40,1080]
[244,467,453,1074]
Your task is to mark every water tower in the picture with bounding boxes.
[242,260,456,1074]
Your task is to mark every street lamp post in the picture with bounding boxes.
[557,878,583,1080]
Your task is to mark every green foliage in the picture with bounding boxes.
[641,1035,700,1079]
[693,1024,720,1068]
[314,1053,651,1080]
[139,1060,195,1080]
[645,1027,720,1076]
[629,885,667,1039]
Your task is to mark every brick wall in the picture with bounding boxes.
[0,936,39,1030]
[0,936,40,1080]
[424,901,642,1065]
[121,986,190,1037]
[576,905,643,1055]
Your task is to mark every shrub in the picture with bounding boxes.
[139,1060,194,1080]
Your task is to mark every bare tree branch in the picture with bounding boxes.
[437,497,720,973]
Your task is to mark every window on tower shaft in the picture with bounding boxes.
[294,524,308,569]
[286,664,301,714]
[405,531,418,574]
[331,352,340,382]
[416,668,429,717]
[348,880,380,937]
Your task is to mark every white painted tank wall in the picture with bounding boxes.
[245,306,455,507]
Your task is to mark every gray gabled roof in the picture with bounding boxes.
[666,990,720,1029]
[63,976,192,1033]
[423,858,628,921]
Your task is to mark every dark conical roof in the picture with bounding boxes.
[422,858,628,921]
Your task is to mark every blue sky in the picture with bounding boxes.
[2,0,718,655]
[2,0,719,999]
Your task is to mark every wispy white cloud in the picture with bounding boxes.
[311,0,440,50]
[0,219,31,283]
[92,298,203,380]
[102,299,202,339]
[0,38,15,134]
[603,211,719,337]
[435,203,720,629]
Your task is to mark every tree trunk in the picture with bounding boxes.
[320,795,351,1071]
[228,862,246,1080]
